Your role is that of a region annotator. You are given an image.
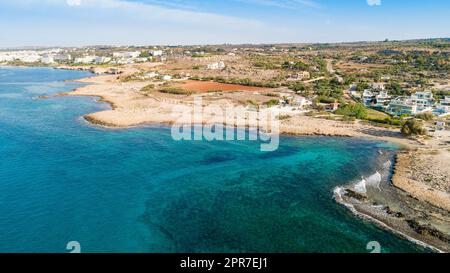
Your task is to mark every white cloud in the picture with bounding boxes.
[236,0,319,9]
[66,0,81,6]
[21,0,263,28]
[5,0,286,46]
[367,0,381,6]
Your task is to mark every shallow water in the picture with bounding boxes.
[0,67,426,253]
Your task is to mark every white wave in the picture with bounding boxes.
[353,170,383,193]
[354,159,391,193]
[366,171,382,191]
[354,177,367,194]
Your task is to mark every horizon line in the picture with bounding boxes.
[1,37,449,50]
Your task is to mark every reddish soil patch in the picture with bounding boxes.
[177,80,266,93]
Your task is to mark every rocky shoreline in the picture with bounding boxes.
[333,148,450,253]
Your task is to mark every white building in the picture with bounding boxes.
[134,57,149,63]
[20,54,42,63]
[388,91,435,116]
[0,51,42,63]
[206,61,225,70]
[53,54,72,62]
[149,50,163,57]
[362,88,391,109]
[375,91,391,108]
[362,90,375,106]
[286,71,310,81]
[436,96,450,115]
[372,83,385,91]
[113,51,141,59]
[41,55,55,64]
[74,56,96,64]
[292,95,313,108]
[94,56,111,64]
[411,91,434,111]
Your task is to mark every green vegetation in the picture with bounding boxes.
[265,93,280,97]
[287,82,307,92]
[140,84,155,93]
[139,51,150,58]
[433,90,450,100]
[317,96,337,104]
[415,112,434,121]
[366,108,390,120]
[355,81,370,92]
[401,119,427,136]
[194,76,280,88]
[159,87,192,95]
[335,105,402,126]
[313,79,344,99]
[335,103,368,119]
[122,72,146,82]
[282,61,309,71]
[264,99,279,107]
[368,117,403,126]
[386,82,409,96]
[278,115,291,120]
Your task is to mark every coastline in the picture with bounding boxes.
[55,69,450,253]
[333,187,445,253]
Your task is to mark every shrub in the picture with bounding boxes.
[335,103,368,119]
[367,117,402,126]
[140,84,155,93]
[401,119,427,136]
[159,87,192,95]
[318,96,336,103]
[265,93,280,97]
[278,115,291,120]
[415,112,434,121]
[264,99,279,107]
[247,100,258,107]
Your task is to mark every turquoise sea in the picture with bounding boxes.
[0,66,425,253]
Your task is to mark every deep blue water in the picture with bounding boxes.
[0,67,425,253]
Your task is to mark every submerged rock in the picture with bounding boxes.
[406,220,450,243]
[344,189,367,201]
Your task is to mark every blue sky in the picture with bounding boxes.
[0,0,449,47]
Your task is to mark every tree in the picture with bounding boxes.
[335,103,368,119]
[401,119,427,136]
[415,112,434,121]
[139,51,150,58]
[355,82,370,92]
[386,82,408,96]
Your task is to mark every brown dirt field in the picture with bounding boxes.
[336,61,388,72]
[176,80,267,93]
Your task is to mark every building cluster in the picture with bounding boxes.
[0,49,65,63]
[357,83,449,116]
[0,48,166,65]
[388,92,450,116]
